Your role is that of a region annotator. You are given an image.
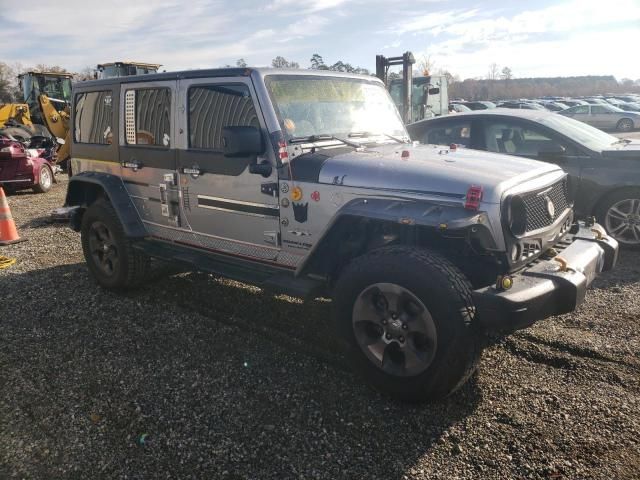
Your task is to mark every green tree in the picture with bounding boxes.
[310,53,328,70]
[236,58,248,68]
[271,56,300,69]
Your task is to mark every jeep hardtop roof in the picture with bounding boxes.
[72,67,384,89]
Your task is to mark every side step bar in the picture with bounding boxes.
[133,238,325,299]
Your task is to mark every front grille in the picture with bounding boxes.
[520,179,569,233]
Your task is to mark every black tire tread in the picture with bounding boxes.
[81,198,150,288]
[334,245,484,402]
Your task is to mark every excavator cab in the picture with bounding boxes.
[96,62,162,79]
[18,72,73,125]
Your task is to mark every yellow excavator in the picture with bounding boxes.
[1,63,161,169]
[0,71,73,165]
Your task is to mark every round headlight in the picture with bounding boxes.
[507,195,527,236]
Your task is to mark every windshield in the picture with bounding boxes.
[265,75,407,140]
[538,113,620,151]
[39,75,72,102]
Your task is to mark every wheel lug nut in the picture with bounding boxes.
[402,323,408,330]
[391,313,398,320]
[385,333,392,340]
[399,336,405,343]
[382,319,387,325]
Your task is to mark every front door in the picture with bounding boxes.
[119,81,179,235]
[175,77,281,262]
[481,118,590,208]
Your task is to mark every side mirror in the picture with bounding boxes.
[222,126,264,157]
[428,87,440,95]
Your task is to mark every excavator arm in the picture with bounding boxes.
[38,94,70,164]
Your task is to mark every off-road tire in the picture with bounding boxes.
[32,165,53,193]
[334,246,484,402]
[595,188,640,249]
[616,118,634,132]
[81,198,150,289]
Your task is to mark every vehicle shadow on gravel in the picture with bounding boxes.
[1,263,482,479]
[589,248,640,289]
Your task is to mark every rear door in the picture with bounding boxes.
[119,81,179,235]
[175,77,281,261]
[590,105,610,128]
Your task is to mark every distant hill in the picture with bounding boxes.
[450,75,632,101]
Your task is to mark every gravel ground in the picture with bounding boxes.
[1,176,639,479]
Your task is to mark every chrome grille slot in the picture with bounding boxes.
[520,180,569,233]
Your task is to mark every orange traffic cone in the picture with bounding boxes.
[0,187,26,246]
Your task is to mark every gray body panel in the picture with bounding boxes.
[69,67,570,271]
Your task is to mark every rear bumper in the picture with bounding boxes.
[473,222,618,332]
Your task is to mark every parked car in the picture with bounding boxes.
[454,101,496,110]
[0,133,56,193]
[62,68,616,402]
[559,103,640,132]
[407,109,640,247]
[616,102,640,112]
[539,101,569,112]
[449,103,471,113]
[497,101,546,110]
[563,99,589,107]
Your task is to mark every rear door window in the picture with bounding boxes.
[74,91,113,144]
[124,88,171,147]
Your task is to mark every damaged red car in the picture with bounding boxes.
[0,134,57,193]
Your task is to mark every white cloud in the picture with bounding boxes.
[266,0,351,13]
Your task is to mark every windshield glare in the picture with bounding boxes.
[538,114,619,151]
[265,76,407,140]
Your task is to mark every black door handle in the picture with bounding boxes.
[122,159,143,171]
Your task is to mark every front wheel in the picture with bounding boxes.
[334,246,483,402]
[80,199,150,289]
[32,165,52,193]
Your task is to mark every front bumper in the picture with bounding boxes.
[473,222,618,332]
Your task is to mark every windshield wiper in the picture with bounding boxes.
[348,131,408,144]
[288,134,361,148]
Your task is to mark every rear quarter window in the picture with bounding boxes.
[74,91,113,144]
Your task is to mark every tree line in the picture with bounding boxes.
[2,56,639,104]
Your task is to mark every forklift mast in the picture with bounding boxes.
[376,52,415,124]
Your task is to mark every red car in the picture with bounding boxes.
[0,135,56,193]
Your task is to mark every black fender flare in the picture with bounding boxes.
[64,171,147,238]
[296,197,497,277]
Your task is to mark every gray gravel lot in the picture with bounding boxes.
[1,176,639,479]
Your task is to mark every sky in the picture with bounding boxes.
[1,0,638,80]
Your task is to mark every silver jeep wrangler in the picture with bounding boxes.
[64,68,618,401]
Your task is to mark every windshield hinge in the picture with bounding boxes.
[261,182,279,197]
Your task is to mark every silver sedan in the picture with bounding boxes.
[559,103,640,132]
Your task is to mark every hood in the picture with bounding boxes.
[316,143,563,204]
[602,140,640,159]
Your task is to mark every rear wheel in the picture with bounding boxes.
[616,118,634,132]
[81,199,150,288]
[32,165,52,193]
[597,189,640,248]
[334,246,483,402]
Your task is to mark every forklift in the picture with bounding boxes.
[376,51,448,124]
